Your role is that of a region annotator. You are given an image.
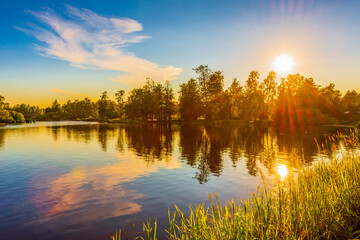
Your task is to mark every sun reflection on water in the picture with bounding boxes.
[277,164,288,180]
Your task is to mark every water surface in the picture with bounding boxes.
[0,122,347,239]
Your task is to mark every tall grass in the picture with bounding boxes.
[112,132,360,239]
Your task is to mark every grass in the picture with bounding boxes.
[112,132,360,240]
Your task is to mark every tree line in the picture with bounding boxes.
[1,65,360,126]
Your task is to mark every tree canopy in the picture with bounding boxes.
[2,66,360,127]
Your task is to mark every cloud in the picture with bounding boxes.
[51,88,86,97]
[16,5,183,86]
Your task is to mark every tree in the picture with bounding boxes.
[124,80,175,121]
[0,109,13,123]
[62,98,99,120]
[204,71,224,120]
[115,90,125,118]
[273,74,337,128]
[44,99,62,120]
[98,91,109,119]
[179,79,203,120]
[260,71,277,120]
[13,103,42,121]
[319,83,341,107]
[244,71,262,121]
[142,79,157,120]
[125,88,144,119]
[341,90,360,122]
[192,66,224,120]
[0,95,25,123]
[192,65,212,99]
[163,81,175,121]
[0,95,10,110]
[226,78,244,119]
[10,111,25,123]
[152,83,164,120]
[0,95,5,109]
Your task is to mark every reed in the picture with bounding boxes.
[112,132,360,239]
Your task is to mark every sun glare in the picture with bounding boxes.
[277,164,288,180]
[273,54,295,75]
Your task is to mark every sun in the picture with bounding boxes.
[273,54,295,75]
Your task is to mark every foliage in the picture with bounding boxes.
[62,98,99,120]
[179,79,203,120]
[115,90,126,118]
[0,108,14,123]
[243,71,263,121]
[125,79,176,120]
[224,78,244,119]
[9,111,25,123]
[0,95,25,123]
[1,66,360,125]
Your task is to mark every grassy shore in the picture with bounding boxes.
[112,131,360,240]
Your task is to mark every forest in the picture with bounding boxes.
[1,65,360,127]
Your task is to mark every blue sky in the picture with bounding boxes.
[1,0,360,106]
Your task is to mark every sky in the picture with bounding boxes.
[1,0,360,106]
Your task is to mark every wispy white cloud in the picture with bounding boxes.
[16,5,183,86]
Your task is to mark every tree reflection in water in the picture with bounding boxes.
[39,123,343,184]
[0,129,5,149]
[124,124,174,163]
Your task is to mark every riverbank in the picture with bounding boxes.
[105,118,359,130]
[1,119,359,134]
[112,132,360,240]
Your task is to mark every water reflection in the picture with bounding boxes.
[0,129,5,148]
[0,123,346,184]
[124,124,174,162]
[0,122,351,240]
[30,155,181,226]
[277,164,288,180]
[177,125,336,183]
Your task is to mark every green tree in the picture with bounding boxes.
[98,91,109,119]
[163,81,175,121]
[152,83,165,120]
[0,95,25,123]
[226,78,244,119]
[125,88,144,119]
[0,95,5,109]
[0,109,13,123]
[273,74,337,128]
[193,65,213,99]
[319,83,342,107]
[204,71,224,120]
[260,71,277,120]
[0,95,10,110]
[243,71,263,121]
[341,90,360,122]
[179,79,203,120]
[115,90,125,118]
[10,111,25,123]
[12,103,42,121]
[62,98,99,120]
[44,99,62,120]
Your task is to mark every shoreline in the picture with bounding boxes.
[1,119,358,130]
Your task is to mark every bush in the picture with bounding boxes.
[10,111,25,123]
[0,109,14,123]
[0,109,25,123]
